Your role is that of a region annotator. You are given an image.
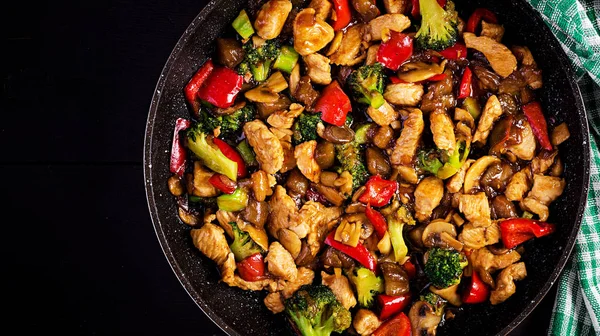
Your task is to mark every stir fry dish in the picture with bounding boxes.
[167,0,571,334]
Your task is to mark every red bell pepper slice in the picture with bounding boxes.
[358,175,398,207]
[169,118,192,177]
[236,253,266,282]
[522,101,553,151]
[331,0,352,31]
[208,173,237,194]
[411,0,446,17]
[325,231,377,272]
[427,73,447,81]
[462,270,490,304]
[196,66,243,109]
[377,31,413,71]
[466,8,498,33]
[314,81,352,126]
[377,294,412,321]
[213,138,247,178]
[439,43,467,60]
[366,204,388,238]
[458,67,473,99]
[184,60,215,113]
[373,312,411,336]
[500,218,556,249]
[402,259,416,279]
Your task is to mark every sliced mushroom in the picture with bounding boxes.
[278,228,302,258]
[430,283,462,306]
[463,155,501,194]
[422,221,464,251]
[409,301,442,336]
[397,60,447,83]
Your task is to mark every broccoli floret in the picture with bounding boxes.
[348,267,384,308]
[292,112,323,146]
[336,142,369,191]
[219,105,255,137]
[187,126,238,181]
[229,221,262,262]
[420,292,446,316]
[417,148,443,175]
[347,63,386,108]
[196,108,222,135]
[415,0,459,51]
[285,285,351,336]
[238,38,281,82]
[423,247,468,288]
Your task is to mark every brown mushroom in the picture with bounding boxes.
[421,221,464,251]
[409,301,442,336]
[430,283,462,306]
[464,155,501,194]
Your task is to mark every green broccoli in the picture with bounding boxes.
[418,148,443,175]
[229,221,262,262]
[423,247,468,288]
[415,0,459,51]
[420,291,446,316]
[347,267,384,308]
[292,112,323,146]
[336,142,369,191]
[347,63,386,108]
[238,38,281,82]
[196,105,255,138]
[285,285,351,336]
[186,126,238,181]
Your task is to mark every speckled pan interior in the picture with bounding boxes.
[143,0,590,335]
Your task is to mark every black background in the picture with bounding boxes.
[2,0,556,334]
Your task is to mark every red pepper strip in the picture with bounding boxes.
[402,259,416,279]
[236,253,266,282]
[377,294,412,321]
[208,174,237,194]
[366,204,388,238]
[213,138,247,178]
[196,66,243,109]
[184,60,215,114]
[389,76,404,84]
[377,31,413,71]
[500,218,556,249]
[314,81,352,126]
[325,231,377,272]
[462,270,490,304]
[427,73,447,81]
[458,67,473,99]
[373,312,411,336]
[522,101,553,151]
[411,0,446,17]
[331,0,352,31]
[169,118,192,177]
[439,43,467,60]
[358,175,398,207]
[466,8,498,33]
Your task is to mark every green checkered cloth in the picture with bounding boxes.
[524,0,600,335]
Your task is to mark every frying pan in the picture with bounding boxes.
[143,0,590,335]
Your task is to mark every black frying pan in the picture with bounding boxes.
[143,0,591,335]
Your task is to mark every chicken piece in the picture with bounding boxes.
[254,0,293,40]
[367,101,399,126]
[192,161,219,197]
[551,122,570,146]
[221,253,274,291]
[367,14,411,41]
[244,120,284,174]
[470,247,521,273]
[505,167,531,201]
[473,95,503,145]
[251,170,274,202]
[463,33,517,78]
[304,53,332,85]
[490,262,527,305]
[268,105,304,129]
[529,174,566,205]
[267,186,298,237]
[391,108,424,166]
[279,267,316,298]
[531,150,558,174]
[190,224,230,266]
[293,8,335,56]
[280,141,297,173]
[266,242,298,281]
[505,119,536,161]
[511,46,536,66]
[301,201,344,255]
[264,292,285,314]
[365,44,380,65]
[458,222,501,249]
[414,176,444,222]
[384,82,424,106]
[447,159,475,193]
[458,192,492,227]
[294,140,321,183]
[215,210,237,237]
[308,0,332,20]
[354,309,382,335]
[330,24,367,66]
[430,109,456,153]
[321,270,357,310]
[520,197,550,221]
[383,0,409,14]
[480,21,505,42]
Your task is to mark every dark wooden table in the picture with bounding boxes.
[2,0,557,334]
